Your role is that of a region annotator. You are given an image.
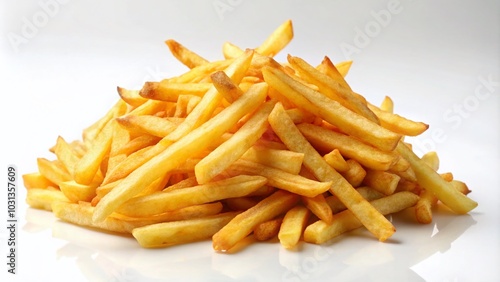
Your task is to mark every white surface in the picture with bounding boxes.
[1,0,499,281]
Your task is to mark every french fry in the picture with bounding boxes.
[227,159,332,198]
[304,191,419,244]
[54,136,80,176]
[323,149,349,173]
[53,201,135,234]
[117,86,148,108]
[82,99,127,147]
[212,190,299,252]
[211,70,244,103]
[59,180,98,203]
[367,103,429,136]
[396,142,477,214]
[116,135,161,156]
[165,39,209,69]
[333,60,353,78]
[414,151,440,224]
[316,56,352,90]
[22,172,55,189]
[140,82,212,102]
[379,96,394,113]
[36,158,71,187]
[301,194,333,224]
[298,123,398,171]
[362,170,401,196]
[116,114,180,138]
[340,159,367,188]
[134,211,240,248]
[117,175,267,217]
[255,19,293,57]
[268,102,395,241]
[241,146,304,175]
[74,120,113,185]
[278,205,310,249]
[26,188,69,211]
[115,202,223,224]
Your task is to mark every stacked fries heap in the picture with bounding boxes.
[23,20,477,252]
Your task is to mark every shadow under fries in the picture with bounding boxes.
[23,206,477,282]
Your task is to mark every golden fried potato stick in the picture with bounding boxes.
[82,99,127,147]
[116,114,179,138]
[134,211,240,248]
[116,135,161,156]
[241,146,304,175]
[60,180,97,203]
[288,55,379,124]
[332,60,353,78]
[22,172,55,189]
[116,202,223,224]
[304,191,419,244]
[106,120,130,172]
[340,159,366,187]
[414,151,440,224]
[53,201,137,234]
[396,142,477,214]
[140,82,212,102]
[210,70,244,103]
[301,194,333,224]
[323,149,349,173]
[117,175,267,217]
[165,39,209,69]
[278,205,310,249]
[362,170,401,196]
[74,120,113,185]
[255,19,293,57]
[268,102,395,241]
[298,123,398,171]
[93,82,268,222]
[36,158,71,187]
[316,56,352,90]
[26,188,69,211]
[212,190,299,252]
[117,86,148,108]
[195,101,275,184]
[125,99,168,117]
[253,218,283,241]
[367,103,429,136]
[262,66,401,151]
[379,96,394,113]
[222,41,243,59]
[227,159,332,198]
[54,136,80,177]
[168,59,234,83]
[221,20,293,59]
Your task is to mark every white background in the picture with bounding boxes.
[1,0,499,281]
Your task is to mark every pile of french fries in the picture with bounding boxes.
[23,20,477,252]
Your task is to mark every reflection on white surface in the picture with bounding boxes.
[21,205,478,282]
